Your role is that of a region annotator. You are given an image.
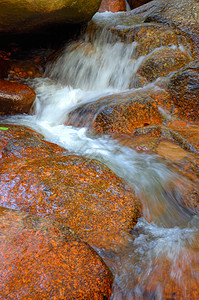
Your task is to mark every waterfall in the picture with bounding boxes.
[1,11,198,299]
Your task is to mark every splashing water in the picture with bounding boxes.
[1,12,198,299]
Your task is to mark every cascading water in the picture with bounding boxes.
[1,11,198,299]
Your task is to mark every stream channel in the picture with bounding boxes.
[1,12,199,299]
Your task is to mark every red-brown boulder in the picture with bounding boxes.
[0,207,113,299]
[0,80,36,115]
[99,0,126,12]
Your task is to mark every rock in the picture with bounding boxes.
[138,47,191,82]
[0,126,141,249]
[0,80,36,115]
[67,89,172,136]
[0,0,101,33]
[168,60,199,122]
[168,120,199,154]
[8,60,43,81]
[99,0,126,12]
[0,58,9,79]
[0,207,113,300]
[127,0,152,9]
[130,0,199,47]
[0,124,67,162]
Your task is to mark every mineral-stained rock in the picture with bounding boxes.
[67,89,172,136]
[0,133,141,249]
[0,0,102,33]
[168,120,199,154]
[0,124,67,162]
[168,60,199,122]
[99,0,126,12]
[130,0,199,47]
[0,207,113,300]
[0,80,36,115]
[138,47,191,82]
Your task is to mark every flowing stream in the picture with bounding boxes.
[1,12,198,299]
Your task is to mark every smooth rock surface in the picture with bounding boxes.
[0,80,36,115]
[0,207,113,300]
[99,0,126,12]
[0,0,102,33]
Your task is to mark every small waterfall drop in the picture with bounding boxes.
[1,11,198,299]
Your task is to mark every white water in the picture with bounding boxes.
[1,12,198,299]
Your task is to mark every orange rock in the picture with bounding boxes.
[0,80,36,115]
[99,0,126,13]
[0,152,141,250]
[0,207,113,299]
[168,120,199,153]
[0,124,67,162]
[138,47,190,82]
[67,89,172,136]
[168,60,199,122]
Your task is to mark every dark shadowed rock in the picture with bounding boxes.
[0,0,102,33]
[130,0,199,47]
[0,207,113,300]
[127,0,152,9]
[0,80,36,115]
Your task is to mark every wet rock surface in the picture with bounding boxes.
[168,60,199,122]
[0,80,36,115]
[0,125,141,250]
[67,89,172,136]
[0,1,199,299]
[138,47,190,82]
[0,207,113,300]
[99,0,127,13]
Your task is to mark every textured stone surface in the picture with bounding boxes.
[168,120,199,154]
[0,207,113,300]
[168,60,199,122]
[130,0,199,47]
[0,80,36,115]
[99,0,126,12]
[0,0,102,33]
[67,89,172,136]
[0,124,141,249]
[138,47,190,82]
[0,124,67,162]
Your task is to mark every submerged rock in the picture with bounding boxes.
[0,207,113,300]
[0,80,36,115]
[0,0,101,33]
